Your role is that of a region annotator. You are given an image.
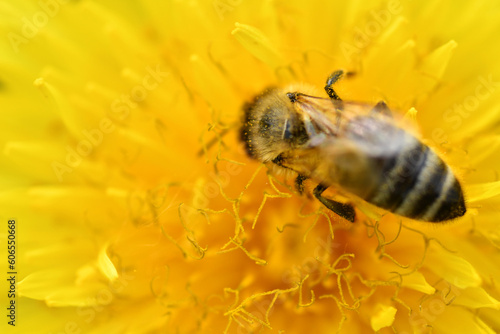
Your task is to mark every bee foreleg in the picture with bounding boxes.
[272,157,309,196]
[313,184,355,222]
[324,70,356,101]
[295,174,308,195]
[371,101,392,118]
[324,70,344,101]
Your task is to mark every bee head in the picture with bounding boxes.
[240,88,309,162]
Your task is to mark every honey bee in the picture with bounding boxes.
[240,70,466,222]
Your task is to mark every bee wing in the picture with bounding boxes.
[292,94,415,158]
[280,138,369,171]
[279,137,382,195]
[294,94,419,134]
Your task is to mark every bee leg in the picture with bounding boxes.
[324,70,344,101]
[371,101,392,118]
[273,157,309,195]
[324,70,356,101]
[313,184,355,222]
[295,174,308,195]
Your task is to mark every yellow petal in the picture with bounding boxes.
[3,141,65,181]
[465,135,500,165]
[232,22,283,70]
[377,16,408,47]
[401,271,436,294]
[18,271,62,301]
[370,304,397,331]
[425,246,482,289]
[432,307,495,334]
[456,103,500,142]
[420,40,458,80]
[76,264,99,285]
[18,270,102,306]
[403,107,418,123]
[479,309,500,332]
[467,181,500,203]
[33,78,82,139]
[189,54,235,112]
[97,245,119,281]
[45,284,104,307]
[453,287,500,310]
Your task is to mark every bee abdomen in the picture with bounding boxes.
[394,151,466,222]
[367,138,466,222]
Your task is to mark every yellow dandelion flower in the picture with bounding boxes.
[1,1,500,333]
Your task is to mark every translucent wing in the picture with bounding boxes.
[290,93,417,158]
[276,95,420,197]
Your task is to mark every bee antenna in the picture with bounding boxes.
[287,92,326,103]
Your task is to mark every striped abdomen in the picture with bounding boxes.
[363,134,466,222]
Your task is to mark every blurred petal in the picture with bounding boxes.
[370,304,397,331]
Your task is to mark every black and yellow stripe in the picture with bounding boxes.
[366,135,466,222]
